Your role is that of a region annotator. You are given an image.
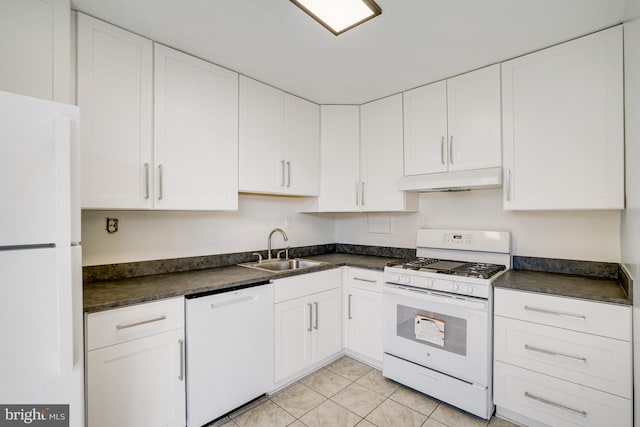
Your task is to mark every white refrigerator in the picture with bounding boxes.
[0,91,84,426]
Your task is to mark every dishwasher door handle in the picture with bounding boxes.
[210,295,258,310]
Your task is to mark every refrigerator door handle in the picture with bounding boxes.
[57,248,73,376]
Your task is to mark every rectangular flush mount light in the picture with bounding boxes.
[291,0,382,35]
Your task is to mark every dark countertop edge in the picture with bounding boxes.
[494,270,632,306]
[83,256,394,313]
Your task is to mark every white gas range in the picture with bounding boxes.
[382,229,511,420]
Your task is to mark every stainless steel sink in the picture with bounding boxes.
[240,258,327,272]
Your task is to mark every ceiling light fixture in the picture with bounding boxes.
[291,0,382,36]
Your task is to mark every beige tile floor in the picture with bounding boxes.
[212,356,519,427]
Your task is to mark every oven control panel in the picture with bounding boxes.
[445,233,472,245]
[384,271,490,299]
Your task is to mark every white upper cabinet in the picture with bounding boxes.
[77,13,154,209]
[78,15,239,211]
[239,76,320,196]
[403,64,501,176]
[360,94,418,211]
[312,100,417,212]
[154,44,238,211]
[502,26,624,210]
[0,0,70,103]
[317,105,361,211]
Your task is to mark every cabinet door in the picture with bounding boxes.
[447,65,501,172]
[87,328,185,427]
[274,297,312,383]
[319,105,360,211]
[502,26,624,210]
[403,81,448,175]
[154,44,239,211]
[311,288,342,362]
[345,287,383,364]
[239,76,284,194]
[361,94,416,212]
[77,13,153,209]
[0,0,70,103]
[283,94,320,196]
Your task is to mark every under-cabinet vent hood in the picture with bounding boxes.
[397,167,502,192]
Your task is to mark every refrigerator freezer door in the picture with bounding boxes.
[0,247,84,426]
[0,90,78,247]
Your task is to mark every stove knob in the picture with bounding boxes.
[465,284,474,294]
[450,283,459,292]
[401,276,411,284]
[425,279,434,288]
[391,274,400,283]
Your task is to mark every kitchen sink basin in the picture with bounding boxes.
[240,258,327,272]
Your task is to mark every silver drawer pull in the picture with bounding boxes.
[178,339,184,381]
[440,136,445,165]
[307,303,313,332]
[116,315,167,330]
[144,163,150,200]
[524,391,587,417]
[353,277,376,283]
[524,344,587,363]
[348,294,353,320]
[524,306,586,320]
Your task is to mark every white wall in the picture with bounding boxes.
[621,18,640,427]
[335,188,621,262]
[82,194,336,266]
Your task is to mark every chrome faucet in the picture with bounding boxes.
[268,228,288,260]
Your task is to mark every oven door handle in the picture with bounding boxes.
[384,284,487,310]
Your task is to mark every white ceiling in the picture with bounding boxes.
[71,0,640,104]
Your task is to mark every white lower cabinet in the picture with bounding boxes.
[273,269,342,385]
[493,288,632,427]
[86,298,185,427]
[344,268,384,367]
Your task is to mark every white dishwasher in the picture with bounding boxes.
[185,281,274,427]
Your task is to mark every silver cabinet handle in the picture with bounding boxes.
[116,315,167,330]
[449,135,454,164]
[361,182,365,206]
[178,339,184,381]
[348,294,353,320]
[355,182,359,206]
[524,344,587,363]
[353,277,376,283]
[144,163,150,200]
[158,164,164,200]
[440,136,445,165]
[307,303,313,332]
[281,160,285,187]
[524,306,586,320]
[314,301,319,330]
[524,391,587,417]
[286,161,291,187]
[506,168,511,202]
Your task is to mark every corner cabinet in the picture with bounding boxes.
[502,26,624,210]
[312,98,418,212]
[343,268,384,367]
[0,0,71,103]
[78,15,238,210]
[403,64,501,176]
[86,298,186,427]
[239,76,320,196]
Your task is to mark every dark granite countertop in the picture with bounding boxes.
[494,270,631,306]
[83,253,400,313]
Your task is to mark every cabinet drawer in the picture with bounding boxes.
[494,362,631,427]
[494,288,631,340]
[494,316,631,398]
[274,269,341,303]
[345,267,383,292]
[86,297,184,351]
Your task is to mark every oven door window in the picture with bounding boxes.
[396,304,467,356]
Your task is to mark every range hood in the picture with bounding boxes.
[397,167,502,192]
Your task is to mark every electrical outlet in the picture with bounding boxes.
[284,216,294,229]
[106,217,119,234]
[421,216,429,228]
